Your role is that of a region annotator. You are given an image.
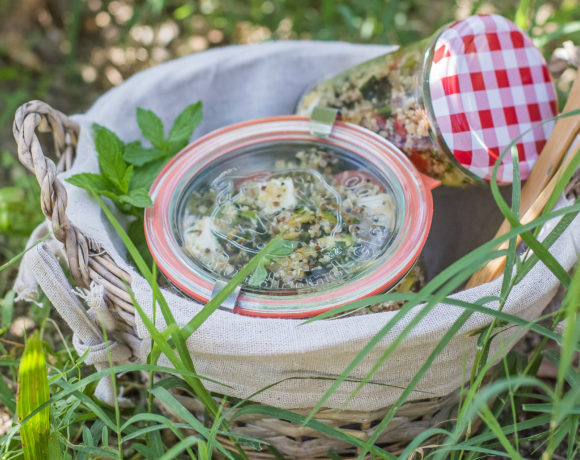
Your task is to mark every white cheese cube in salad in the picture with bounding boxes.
[356,193,395,227]
[257,178,297,213]
[184,216,234,275]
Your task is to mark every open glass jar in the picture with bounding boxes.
[145,116,437,318]
[297,14,558,186]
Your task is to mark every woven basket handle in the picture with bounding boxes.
[13,100,134,323]
[12,100,92,285]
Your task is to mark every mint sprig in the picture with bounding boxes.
[66,101,203,263]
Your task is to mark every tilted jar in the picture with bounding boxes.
[297,14,558,186]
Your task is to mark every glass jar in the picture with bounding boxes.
[145,116,436,318]
[296,14,558,186]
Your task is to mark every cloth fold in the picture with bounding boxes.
[16,240,135,406]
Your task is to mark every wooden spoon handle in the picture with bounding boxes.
[466,143,580,288]
[466,74,580,288]
[518,75,580,212]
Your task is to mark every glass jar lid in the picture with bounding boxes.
[145,116,435,318]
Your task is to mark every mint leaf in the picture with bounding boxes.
[66,173,111,192]
[248,262,268,287]
[118,188,152,208]
[95,127,129,193]
[137,108,167,151]
[92,124,124,153]
[129,157,168,191]
[70,104,203,239]
[121,164,134,193]
[66,173,122,203]
[266,240,298,257]
[168,101,202,154]
[124,141,165,166]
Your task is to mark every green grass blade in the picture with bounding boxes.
[543,349,577,386]
[542,148,580,217]
[158,437,201,460]
[457,414,551,446]
[501,351,520,451]
[52,385,118,433]
[127,426,191,446]
[200,440,211,460]
[568,415,579,459]
[0,289,15,333]
[533,21,580,48]
[17,330,51,460]
[523,403,580,415]
[149,386,210,437]
[501,144,521,301]
[0,232,52,272]
[149,386,235,460]
[123,422,190,441]
[515,207,579,284]
[148,430,164,456]
[434,377,552,460]
[357,310,473,458]
[514,0,531,30]
[397,428,450,459]
[478,404,522,459]
[546,259,580,459]
[122,413,195,459]
[95,193,219,416]
[180,234,285,339]
[0,374,16,413]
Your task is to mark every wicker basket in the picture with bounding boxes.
[12,100,472,458]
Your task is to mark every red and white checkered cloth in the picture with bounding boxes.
[428,14,557,184]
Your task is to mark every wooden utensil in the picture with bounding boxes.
[466,73,580,288]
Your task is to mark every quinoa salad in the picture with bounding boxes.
[180,146,405,295]
[296,40,473,186]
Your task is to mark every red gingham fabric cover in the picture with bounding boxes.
[428,14,557,184]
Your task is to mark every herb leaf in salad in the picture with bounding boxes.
[248,239,299,287]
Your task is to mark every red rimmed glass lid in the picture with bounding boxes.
[145,116,435,318]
